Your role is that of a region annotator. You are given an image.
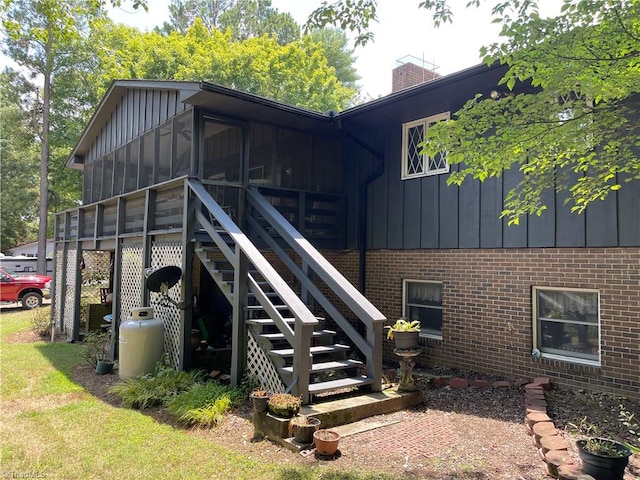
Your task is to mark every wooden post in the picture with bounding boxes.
[293,321,313,404]
[230,245,249,386]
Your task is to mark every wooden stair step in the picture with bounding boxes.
[246,304,290,311]
[270,344,350,358]
[308,375,374,394]
[259,329,335,341]
[246,317,296,326]
[280,359,363,375]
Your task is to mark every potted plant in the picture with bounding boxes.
[313,429,341,456]
[385,318,421,350]
[289,416,321,444]
[81,331,114,374]
[576,437,632,480]
[249,389,272,413]
[267,393,301,418]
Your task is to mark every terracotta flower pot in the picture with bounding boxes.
[313,429,340,455]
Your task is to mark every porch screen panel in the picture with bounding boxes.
[113,146,126,196]
[203,121,241,183]
[276,129,312,189]
[157,122,172,184]
[120,239,144,321]
[140,131,155,188]
[63,246,78,338]
[92,158,103,203]
[101,153,114,201]
[172,111,191,178]
[150,239,183,370]
[125,138,140,193]
[83,162,93,204]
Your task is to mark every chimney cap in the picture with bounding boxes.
[395,54,439,72]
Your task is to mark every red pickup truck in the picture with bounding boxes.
[0,266,52,309]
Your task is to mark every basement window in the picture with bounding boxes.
[401,112,450,180]
[532,287,600,366]
[403,280,443,339]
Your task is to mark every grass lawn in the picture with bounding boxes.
[0,307,394,480]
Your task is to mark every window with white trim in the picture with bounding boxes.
[401,112,450,179]
[533,287,600,365]
[403,280,443,339]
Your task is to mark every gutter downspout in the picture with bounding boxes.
[337,121,385,294]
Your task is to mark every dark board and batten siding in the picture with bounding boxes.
[362,129,640,249]
[86,89,186,164]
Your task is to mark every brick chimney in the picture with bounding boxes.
[392,55,440,93]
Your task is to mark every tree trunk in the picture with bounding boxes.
[37,38,52,275]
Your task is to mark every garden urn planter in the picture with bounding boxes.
[250,391,271,413]
[577,438,632,480]
[290,416,321,443]
[313,429,341,456]
[393,330,419,350]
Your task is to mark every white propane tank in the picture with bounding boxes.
[119,307,164,379]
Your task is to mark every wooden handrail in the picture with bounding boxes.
[189,180,319,327]
[246,188,386,326]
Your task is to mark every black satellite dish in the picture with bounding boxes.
[145,266,187,309]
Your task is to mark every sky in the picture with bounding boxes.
[108,0,526,99]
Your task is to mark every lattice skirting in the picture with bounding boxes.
[53,244,65,332]
[63,247,78,337]
[150,239,183,370]
[120,239,144,322]
[247,331,285,393]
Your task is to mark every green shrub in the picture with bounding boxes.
[81,331,110,367]
[166,381,245,426]
[109,368,201,409]
[177,396,232,427]
[30,308,51,338]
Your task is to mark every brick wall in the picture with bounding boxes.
[392,62,441,92]
[360,248,640,398]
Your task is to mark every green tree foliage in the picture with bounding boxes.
[160,0,299,46]
[308,28,360,91]
[424,0,640,223]
[89,19,355,111]
[1,0,102,270]
[308,0,640,223]
[0,71,40,251]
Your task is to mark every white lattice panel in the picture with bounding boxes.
[150,239,183,370]
[247,331,285,393]
[63,247,78,336]
[53,244,65,333]
[120,239,144,321]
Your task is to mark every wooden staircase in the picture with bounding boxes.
[188,179,385,404]
[195,246,375,399]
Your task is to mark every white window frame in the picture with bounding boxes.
[401,112,450,180]
[402,279,443,340]
[532,286,601,367]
